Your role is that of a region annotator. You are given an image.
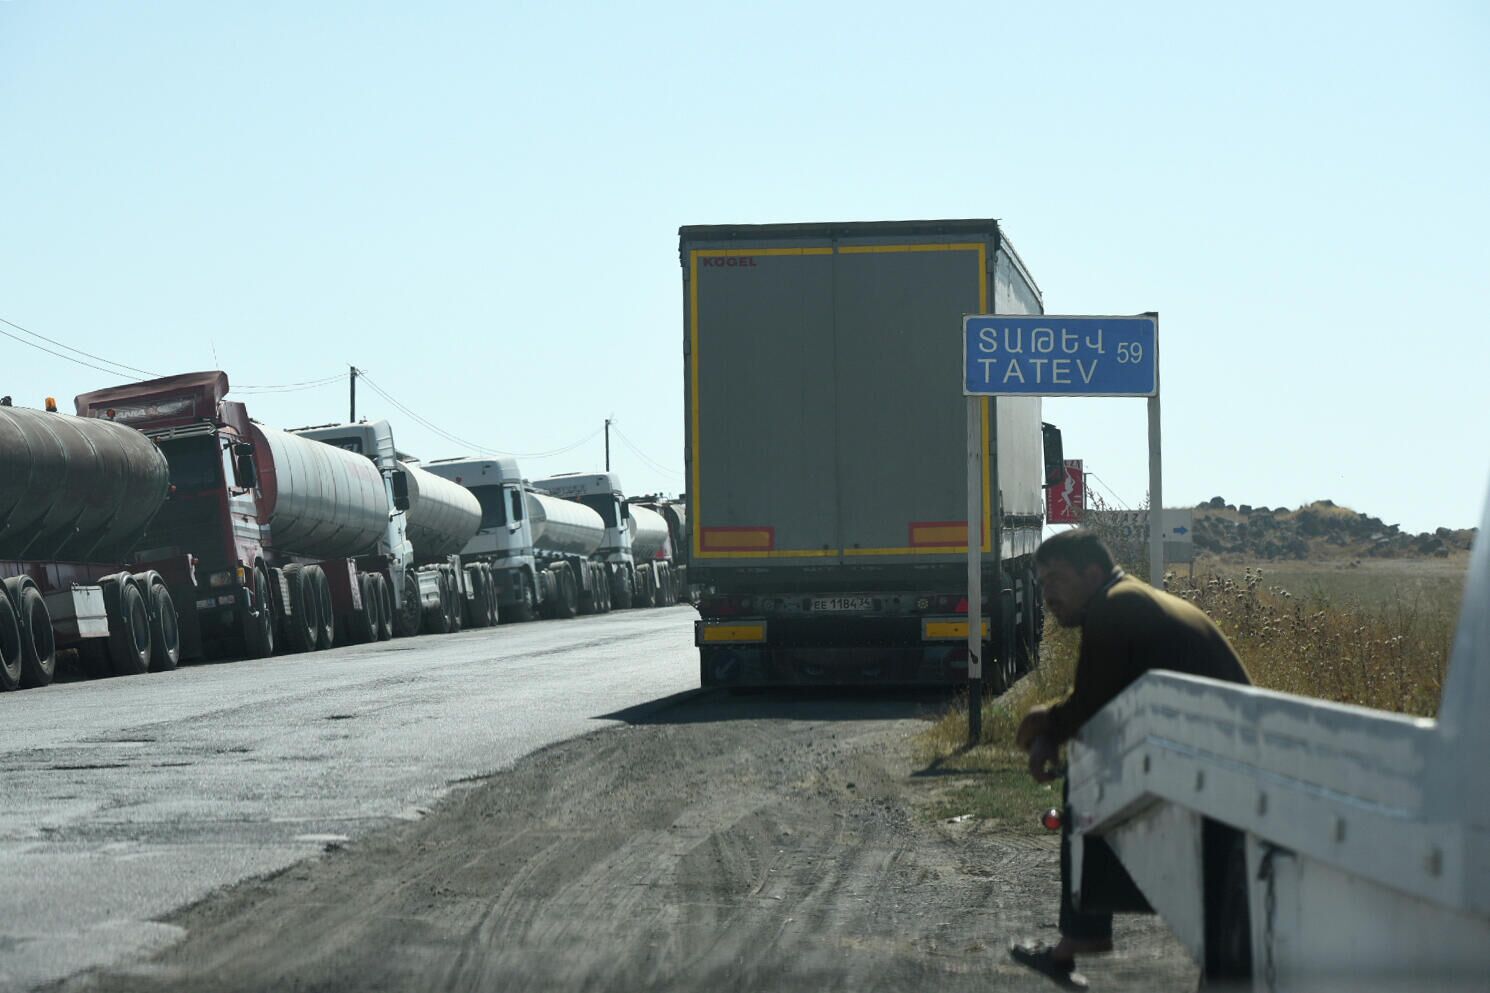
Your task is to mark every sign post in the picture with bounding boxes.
[961,314,1160,744]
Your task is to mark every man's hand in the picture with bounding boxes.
[1015,707,1050,751]
[1027,734,1060,783]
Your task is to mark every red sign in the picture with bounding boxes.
[1046,460,1084,524]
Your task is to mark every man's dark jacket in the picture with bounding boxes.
[1046,571,1251,744]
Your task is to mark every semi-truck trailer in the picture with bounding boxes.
[423,456,614,621]
[631,496,692,602]
[531,472,679,609]
[290,420,492,633]
[0,398,188,690]
[74,371,433,659]
[679,219,1054,687]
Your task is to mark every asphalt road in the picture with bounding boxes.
[0,606,700,993]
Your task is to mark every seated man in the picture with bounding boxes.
[1011,530,1250,988]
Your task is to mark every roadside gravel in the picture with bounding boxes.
[59,691,1196,992]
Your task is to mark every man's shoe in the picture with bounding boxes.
[1010,940,1090,990]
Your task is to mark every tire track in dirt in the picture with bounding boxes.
[59,696,1197,993]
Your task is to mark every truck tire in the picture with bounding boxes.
[484,566,500,625]
[375,575,395,641]
[146,581,181,672]
[103,578,150,678]
[610,568,633,610]
[552,564,576,619]
[0,592,22,691]
[446,567,463,633]
[241,566,276,660]
[283,566,319,653]
[424,571,451,635]
[308,566,335,650]
[348,574,376,644]
[463,568,489,629]
[511,573,536,623]
[12,582,57,687]
[392,572,421,638]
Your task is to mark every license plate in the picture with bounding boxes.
[811,596,872,612]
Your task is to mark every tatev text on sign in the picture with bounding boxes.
[962,315,1158,397]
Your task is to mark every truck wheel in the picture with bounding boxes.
[484,566,500,625]
[147,582,182,672]
[424,571,451,635]
[16,584,58,687]
[284,566,319,653]
[309,566,335,650]
[103,579,150,678]
[392,572,420,638]
[374,575,395,641]
[512,573,536,623]
[551,565,576,619]
[610,568,633,610]
[446,567,463,633]
[242,566,276,660]
[0,592,22,691]
[348,574,376,644]
[463,568,488,629]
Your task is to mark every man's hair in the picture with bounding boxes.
[1035,529,1115,573]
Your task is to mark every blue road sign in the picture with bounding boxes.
[963,314,1158,396]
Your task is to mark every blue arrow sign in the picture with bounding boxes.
[1173,526,1188,535]
[963,315,1158,397]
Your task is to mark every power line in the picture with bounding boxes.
[610,425,682,479]
[357,373,602,459]
[230,374,344,394]
[0,318,160,378]
[1083,471,1132,510]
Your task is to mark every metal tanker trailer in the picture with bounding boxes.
[423,456,618,622]
[625,504,671,563]
[527,490,605,557]
[0,398,189,692]
[290,420,494,634]
[251,424,390,560]
[75,371,415,662]
[532,471,680,609]
[399,460,482,561]
[631,495,693,603]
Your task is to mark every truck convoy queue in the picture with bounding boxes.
[3,216,1067,696]
[0,370,684,693]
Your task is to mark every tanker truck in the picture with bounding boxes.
[530,472,678,609]
[74,371,427,659]
[631,495,691,603]
[422,456,614,621]
[289,421,493,633]
[0,396,188,690]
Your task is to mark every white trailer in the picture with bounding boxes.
[423,457,615,621]
[290,421,493,634]
[531,472,679,609]
[1065,485,1490,990]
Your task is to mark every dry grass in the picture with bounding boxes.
[1168,566,1457,717]
[914,557,1466,823]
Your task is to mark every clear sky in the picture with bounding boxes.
[3,1,1487,533]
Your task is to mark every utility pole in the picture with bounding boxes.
[350,366,358,422]
[605,417,612,471]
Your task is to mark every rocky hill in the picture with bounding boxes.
[1191,498,1477,561]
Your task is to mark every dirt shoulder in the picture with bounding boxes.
[59,691,1195,993]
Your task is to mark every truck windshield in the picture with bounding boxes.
[158,436,223,494]
[471,485,506,529]
[578,494,619,528]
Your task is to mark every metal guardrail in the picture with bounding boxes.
[1066,480,1490,988]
